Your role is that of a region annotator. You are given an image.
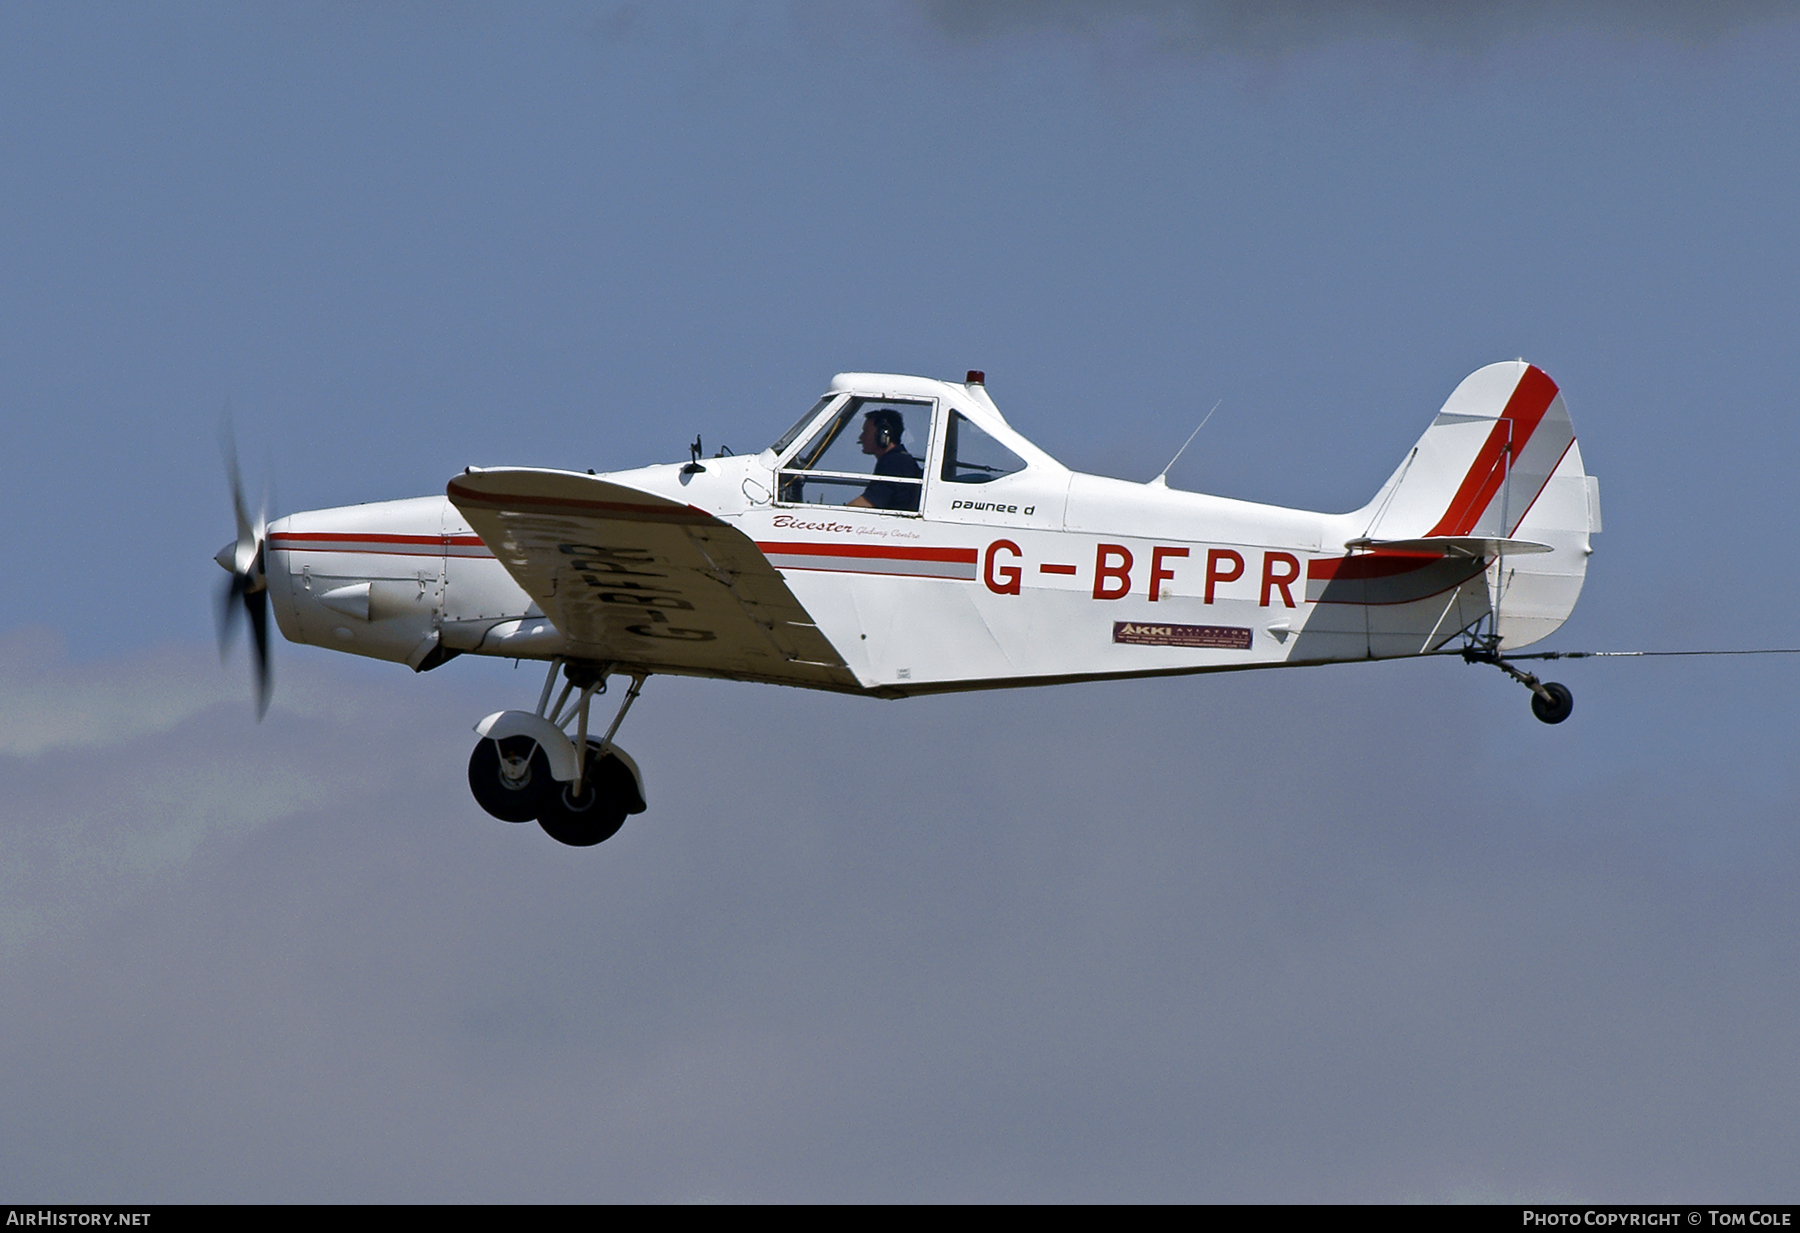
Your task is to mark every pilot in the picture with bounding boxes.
[847,408,922,512]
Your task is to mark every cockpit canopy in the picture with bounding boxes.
[767,375,1044,515]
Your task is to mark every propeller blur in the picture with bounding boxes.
[214,421,271,719]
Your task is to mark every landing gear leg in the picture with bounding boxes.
[1462,643,1574,725]
[536,667,649,847]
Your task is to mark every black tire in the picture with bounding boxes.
[1531,681,1574,725]
[537,744,638,847]
[468,736,553,822]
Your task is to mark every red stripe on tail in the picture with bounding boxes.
[1426,365,1559,537]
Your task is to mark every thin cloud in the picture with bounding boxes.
[916,0,1796,56]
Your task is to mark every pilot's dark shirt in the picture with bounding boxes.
[862,448,923,511]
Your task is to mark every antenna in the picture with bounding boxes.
[682,434,706,475]
[1151,399,1221,488]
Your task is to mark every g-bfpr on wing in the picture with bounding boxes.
[447,468,858,691]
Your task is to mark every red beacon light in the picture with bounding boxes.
[966,370,985,385]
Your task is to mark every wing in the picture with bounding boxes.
[447,468,860,691]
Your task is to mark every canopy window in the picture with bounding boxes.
[776,397,934,513]
[940,410,1027,484]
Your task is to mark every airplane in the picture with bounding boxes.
[216,360,1600,847]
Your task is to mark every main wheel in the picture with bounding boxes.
[1530,681,1574,725]
[537,744,639,847]
[468,736,553,822]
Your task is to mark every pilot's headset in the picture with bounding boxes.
[868,408,905,450]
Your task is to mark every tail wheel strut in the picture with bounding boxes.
[1462,645,1574,725]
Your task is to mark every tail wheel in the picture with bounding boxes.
[1531,682,1574,725]
[468,736,553,822]
[537,743,639,847]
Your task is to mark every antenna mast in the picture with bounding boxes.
[1151,399,1222,488]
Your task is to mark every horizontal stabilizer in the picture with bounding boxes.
[1343,535,1553,557]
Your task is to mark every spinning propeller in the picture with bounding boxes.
[214,420,272,718]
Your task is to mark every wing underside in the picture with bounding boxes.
[447,468,860,690]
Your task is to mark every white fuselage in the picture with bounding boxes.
[265,369,1596,694]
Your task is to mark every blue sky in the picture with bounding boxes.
[3,2,1798,1201]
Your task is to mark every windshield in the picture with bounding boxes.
[769,395,840,455]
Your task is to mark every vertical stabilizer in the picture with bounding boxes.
[1354,362,1598,650]
[1360,362,1577,542]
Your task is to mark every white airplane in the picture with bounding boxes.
[217,361,1600,846]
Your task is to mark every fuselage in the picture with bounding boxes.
[264,369,1597,694]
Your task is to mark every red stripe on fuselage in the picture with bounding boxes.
[1426,366,1560,538]
[755,541,978,564]
[1308,552,1440,582]
[269,532,486,547]
[269,533,491,558]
